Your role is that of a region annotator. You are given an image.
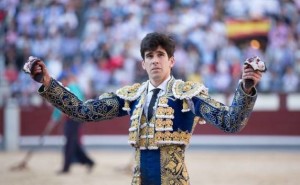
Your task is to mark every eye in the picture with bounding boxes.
[158,53,164,57]
[146,54,153,59]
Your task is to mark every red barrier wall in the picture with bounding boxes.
[1,105,299,136]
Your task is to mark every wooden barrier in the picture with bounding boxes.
[0,94,299,136]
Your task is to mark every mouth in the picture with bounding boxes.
[151,67,161,71]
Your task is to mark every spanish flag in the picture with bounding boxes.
[226,19,271,39]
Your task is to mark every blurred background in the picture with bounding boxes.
[0,0,300,184]
[1,0,300,100]
[0,0,299,144]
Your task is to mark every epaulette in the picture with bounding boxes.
[116,82,147,111]
[172,80,208,99]
[116,83,144,101]
[172,80,208,112]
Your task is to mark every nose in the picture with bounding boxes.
[151,56,159,65]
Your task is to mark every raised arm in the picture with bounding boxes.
[192,59,263,133]
[24,57,127,122]
[38,79,127,122]
[192,82,257,133]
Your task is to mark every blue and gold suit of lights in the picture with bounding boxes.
[38,77,257,185]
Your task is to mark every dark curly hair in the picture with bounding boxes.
[140,32,176,60]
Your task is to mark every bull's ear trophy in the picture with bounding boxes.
[23,56,44,83]
[244,56,267,89]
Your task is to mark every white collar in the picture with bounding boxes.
[148,76,171,93]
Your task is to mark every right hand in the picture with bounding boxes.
[30,60,51,87]
[241,64,263,94]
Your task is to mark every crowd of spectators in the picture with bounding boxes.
[0,0,300,106]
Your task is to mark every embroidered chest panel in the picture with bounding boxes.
[128,95,195,150]
[116,79,208,150]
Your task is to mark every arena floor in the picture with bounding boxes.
[1,148,300,185]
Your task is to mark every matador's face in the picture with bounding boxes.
[142,46,174,86]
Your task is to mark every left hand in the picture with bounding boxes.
[242,65,263,94]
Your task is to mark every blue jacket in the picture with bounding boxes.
[38,77,257,185]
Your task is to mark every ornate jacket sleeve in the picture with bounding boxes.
[192,82,257,133]
[38,79,127,122]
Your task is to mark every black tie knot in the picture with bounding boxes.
[152,88,161,96]
[148,88,161,121]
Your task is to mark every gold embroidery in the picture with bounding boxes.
[139,138,146,148]
[166,107,174,115]
[181,132,189,141]
[172,80,208,100]
[148,127,155,135]
[132,119,139,128]
[116,82,148,101]
[140,128,147,136]
[131,149,141,185]
[158,96,168,107]
[155,131,191,146]
[172,132,180,141]
[183,82,192,91]
[129,132,137,142]
[161,145,189,185]
[165,119,173,127]
[156,107,165,115]
[133,108,139,116]
[155,119,174,131]
[148,138,156,146]
[128,95,147,147]
[156,118,164,128]
[155,132,163,141]
[164,131,172,140]
[40,80,121,122]
[172,80,208,112]
[117,83,141,98]
[116,82,147,111]
[156,107,175,119]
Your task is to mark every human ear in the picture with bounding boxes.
[141,60,146,70]
[170,57,175,68]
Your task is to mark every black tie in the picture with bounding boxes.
[147,88,160,121]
